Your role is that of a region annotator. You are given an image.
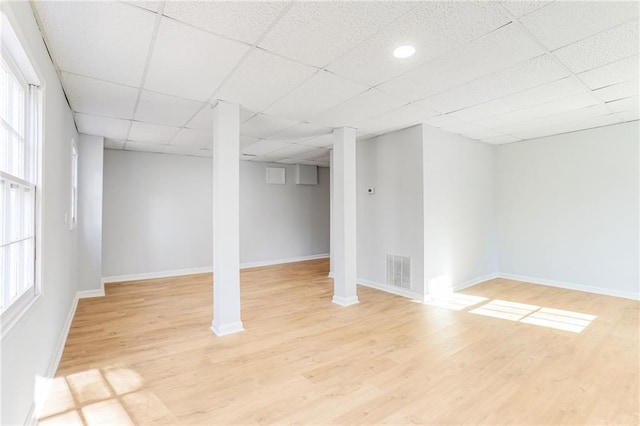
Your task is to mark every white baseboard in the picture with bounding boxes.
[211,320,244,336]
[240,253,329,269]
[101,254,330,284]
[26,290,81,425]
[496,272,640,300]
[77,289,105,298]
[358,278,425,302]
[453,273,499,291]
[331,295,359,306]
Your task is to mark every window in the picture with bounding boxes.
[1,11,42,324]
[70,139,78,229]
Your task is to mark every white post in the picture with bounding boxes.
[331,127,358,306]
[211,101,243,336]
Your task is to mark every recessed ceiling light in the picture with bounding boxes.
[393,45,416,59]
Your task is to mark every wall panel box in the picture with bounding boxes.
[266,167,286,184]
[295,164,318,185]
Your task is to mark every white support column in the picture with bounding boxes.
[331,127,358,306]
[211,101,244,336]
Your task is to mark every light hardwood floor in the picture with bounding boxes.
[39,259,639,425]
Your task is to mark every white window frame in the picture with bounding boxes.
[1,9,44,338]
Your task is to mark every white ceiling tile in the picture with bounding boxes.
[145,18,249,102]
[216,49,318,112]
[605,96,639,113]
[124,140,167,153]
[553,20,639,73]
[327,1,511,86]
[104,139,126,150]
[519,1,639,50]
[264,71,368,122]
[171,127,211,149]
[618,108,640,122]
[129,121,181,143]
[62,73,138,119]
[498,104,613,135]
[268,143,318,158]
[135,91,203,126]
[240,136,259,149]
[124,1,163,13]
[186,107,255,131]
[267,122,331,142]
[481,134,521,144]
[441,122,502,141]
[577,55,639,89]
[240,114,300,139]
[164,144,209,157]
[259,2,415,68]
[500,1,552,19]
[163,1,287,45]
[293,148,331,162]
[241,140,290,156]
[298,134,334,148]
[421,55,569,113]
[75,113,130,140]
[512,113,623,140]
[449,77,586,122]
[310,89,408,128]
[34,2,156,86]
[593,79,639,102]
[378,23,544,101]
[421,114,469,129]
[475,93,600,129]
[355,103,438,135]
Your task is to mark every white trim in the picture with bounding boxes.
[102,254,331,284]
[452,273,499,292]
[331,295,359,306]
[77,289,105,299]
[496,272,640,301]
[102,266,213,284]
[240,253,329,269]
[211,320,244,336]
[25,292,79,425]
[328,272,334,278]
[357,278,425,302]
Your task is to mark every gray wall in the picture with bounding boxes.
[357,125,425,295]
[102,150,330,277]
[497,122,640,298]
[0,2,80,424]
[422,125,497,293]
[77,134,104,291]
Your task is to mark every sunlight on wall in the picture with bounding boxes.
[428,274,453,299]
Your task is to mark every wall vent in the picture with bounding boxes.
[386,254,411,289]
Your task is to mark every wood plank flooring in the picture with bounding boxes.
[39,259,639,425]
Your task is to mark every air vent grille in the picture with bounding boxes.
[386,254,410,289]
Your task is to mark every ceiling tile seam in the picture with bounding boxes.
[547,16,640,53]
[574,52,640,80]
[123,2,166,150]
[158,14,253,48]
[169,2,297,145]
[497,3,619,118]
[57,70,140,91]
[503,0,555,19]
[311,1,426,70]
[29,2,80,134]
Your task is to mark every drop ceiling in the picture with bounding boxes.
[33,1,639,167]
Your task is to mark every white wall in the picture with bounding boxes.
[497,122,640,299]
[77,135,104,292]
[102,150,213,278]
[240,161,330,265]
[0,2,79,424]
[422,125,497,294]
[356,125,425,296]
[102,151,330,278]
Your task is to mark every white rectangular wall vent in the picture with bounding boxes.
[266,167,285,185]
[295,164,317,185]
[386,254,411,289]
